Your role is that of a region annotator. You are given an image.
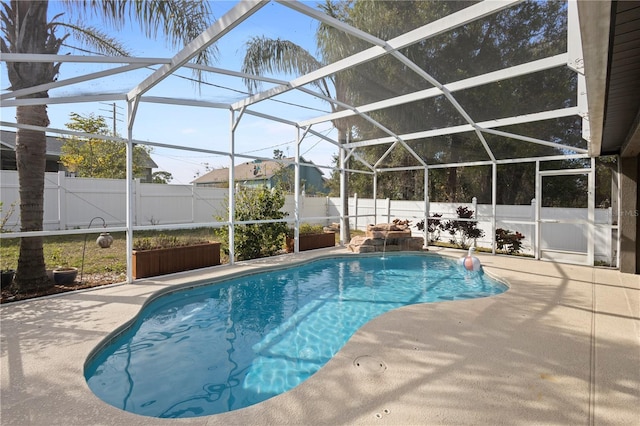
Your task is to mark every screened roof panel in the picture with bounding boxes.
[334,56,436,106]
[483,130,580,161]
[140,72,244,105]
[244,85,333,128]
[373,143,423,170]
[358,95,469,140]
[406,134,492,166]
[453,67,578,122]
[1,0,592,178]
[345,0,473,39]
[43,64,148,99]
[405,1,569,84]
[539,158,592,171]
[496,117,587,152]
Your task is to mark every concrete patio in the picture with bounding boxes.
[1,247,638,425]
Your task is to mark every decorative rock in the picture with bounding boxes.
[367,230,412,239]
[323,223,340,233]
[347,223,425,253]
[355,245,376,253]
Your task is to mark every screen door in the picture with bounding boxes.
[537,168,594,265]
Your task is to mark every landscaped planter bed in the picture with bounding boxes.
[286,232,336,253]
[132,242,221,279]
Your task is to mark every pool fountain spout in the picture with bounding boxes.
[382,232,388,259]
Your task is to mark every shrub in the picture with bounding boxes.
[0,201,16,233]
[444,206,484,249]
[215,187,289,261]
[495,228,525,254]
[415,213,443,243]
[132,234,209,251]
[287,223,325,238]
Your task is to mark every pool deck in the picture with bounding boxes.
[1,247,638,425]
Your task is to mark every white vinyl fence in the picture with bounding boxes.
[1,171,615,264]
[0,171,332,230]
[338,196,614,264]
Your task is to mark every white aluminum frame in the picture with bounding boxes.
[0,0,601,278]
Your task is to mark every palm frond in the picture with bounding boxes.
[0,2,14,52]
[316,0,360,63]
[53,22,130,56]
[241,36,324,94]
[69,0,217,65]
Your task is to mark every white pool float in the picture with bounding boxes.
[459,247,482,272]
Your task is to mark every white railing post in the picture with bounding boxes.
[353,193,358,231]
[491,162,497,254]
[57,171,67,230]
[587,157,595,266]
[472,196,478,248]
[125,100,136,284]
[325,196,330,226]
[386,197,391,224]
[134,178,142,226]
[373,172,378,225]
[294,128,301,253]
[531,197,538,259]
[191,184,196,224]
[534,159,541,260]
[424,169,429,248]
[228,108,242,265]
[339,147,346,245]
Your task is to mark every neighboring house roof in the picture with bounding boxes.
[0,130,158,169]
[1,129,64,155]
[192,157,321,185]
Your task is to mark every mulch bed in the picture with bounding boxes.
[1,272,125,304]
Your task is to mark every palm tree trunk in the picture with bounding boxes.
[15,105,50,291]
[4,0,60,291]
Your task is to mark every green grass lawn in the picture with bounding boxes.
[0,228,218,274]
[1,227,358,303]
[1,226,359,273]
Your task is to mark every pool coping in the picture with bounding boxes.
[1,247,639,425]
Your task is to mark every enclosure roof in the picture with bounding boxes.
[578,1,640,158]
[1,0,617,171]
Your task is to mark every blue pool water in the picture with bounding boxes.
[85,254,507,418]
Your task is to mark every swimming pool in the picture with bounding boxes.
[85,253,507,418]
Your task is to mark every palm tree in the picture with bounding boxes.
[241,0,355,241]
[0,0,215,292]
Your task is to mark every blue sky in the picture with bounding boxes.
[1,1,339,184]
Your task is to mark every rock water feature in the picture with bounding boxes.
[347,221,425,253]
